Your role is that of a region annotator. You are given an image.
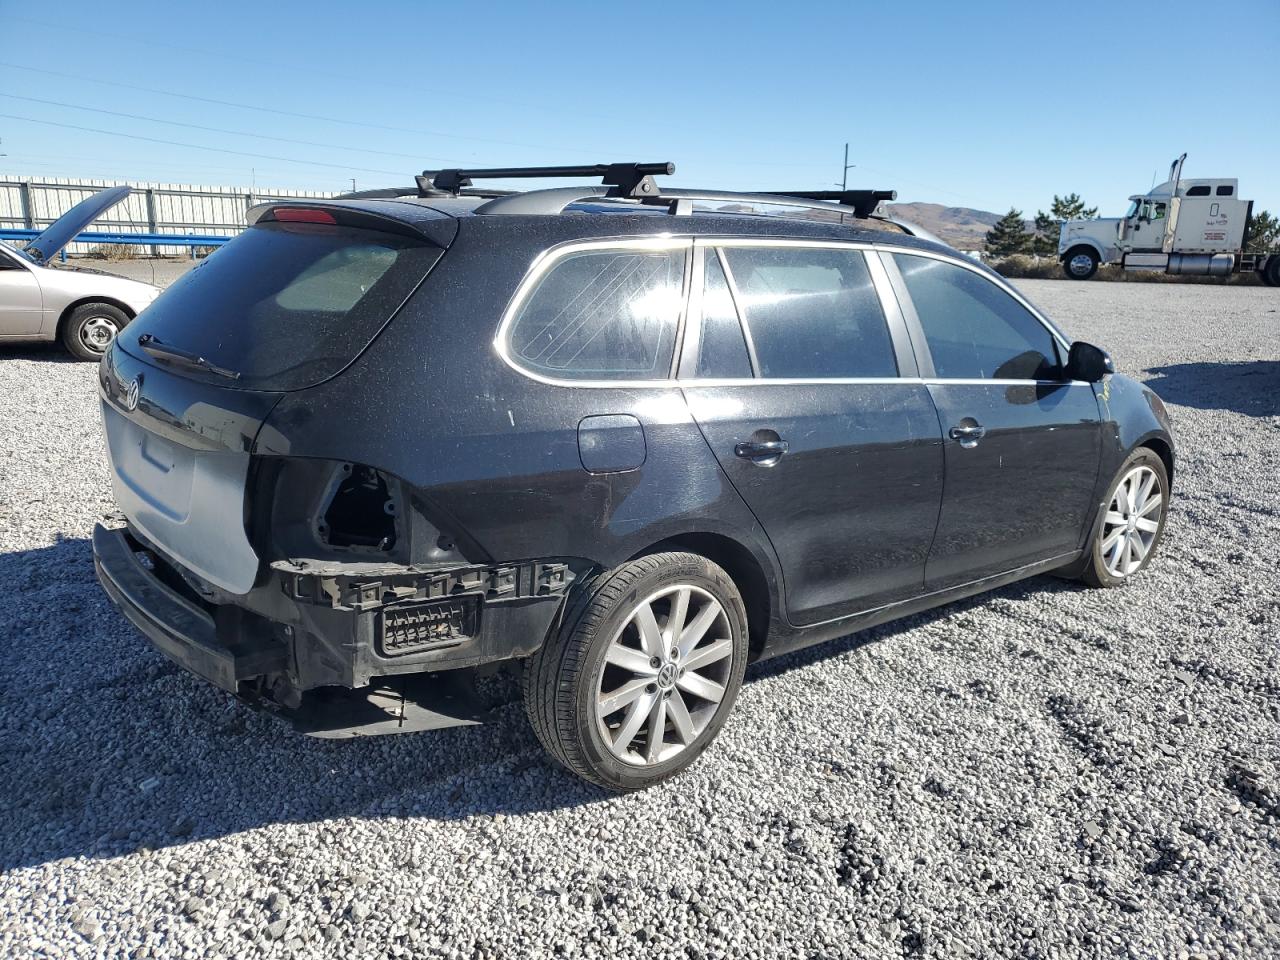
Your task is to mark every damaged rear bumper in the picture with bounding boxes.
[92,523,577,735]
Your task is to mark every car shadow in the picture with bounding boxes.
[1144,360,1280,418]
[0,342,83,364]
[0,535,1082,872]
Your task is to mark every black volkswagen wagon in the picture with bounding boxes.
[93,164,1174,791]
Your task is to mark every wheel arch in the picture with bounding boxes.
[630,531,775,661]
[56,296,136,338]
[1137,434,1175,488]
[1060,241,1105,263]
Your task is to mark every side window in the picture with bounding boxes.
[720,246,897,379]
[695,250,753,378]
[1216,185,1234,196]
[893,254,1061,380]
[1186,185,1211,197]
[507,247,685,380]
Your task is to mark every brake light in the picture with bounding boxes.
[272,207,337,224]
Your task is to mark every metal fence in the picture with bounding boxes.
[0,175,337,255]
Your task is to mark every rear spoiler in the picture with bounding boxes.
[246,201,457,247]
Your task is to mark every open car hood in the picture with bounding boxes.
[24,185,131,263]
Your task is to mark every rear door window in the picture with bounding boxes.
[892,254,1061,380]
[720,245,897,379]
[123,221,441,390]
[507,246,685,380]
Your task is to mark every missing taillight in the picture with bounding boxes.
[318,463,397,551]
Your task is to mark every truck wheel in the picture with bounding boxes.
[524,552,748,791]
[1062,247,1099,280]
[60,302,129,361]
[1265,257,1280,287]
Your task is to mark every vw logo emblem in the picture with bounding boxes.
[124,376,142,412]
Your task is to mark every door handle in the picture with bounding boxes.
[734,439,789,464]
[949,423,986,447]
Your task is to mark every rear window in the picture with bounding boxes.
[123,221,440,390]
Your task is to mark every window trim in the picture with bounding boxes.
[494,236,694,386]
[495,236,1076,388]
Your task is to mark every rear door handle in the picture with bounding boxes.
[734,439,789,464]
[949,423,986,447]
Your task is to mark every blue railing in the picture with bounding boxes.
[0,229,233,261]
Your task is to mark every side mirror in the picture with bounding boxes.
[1066,341,1114,382]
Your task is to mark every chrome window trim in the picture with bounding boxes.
[494,236,1077,388]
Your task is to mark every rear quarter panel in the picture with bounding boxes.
[259,218,784,591]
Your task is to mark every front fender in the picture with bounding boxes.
[1096,373,1176,489]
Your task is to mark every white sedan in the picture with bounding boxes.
[0,186,161,360]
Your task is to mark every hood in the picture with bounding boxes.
[24,185,131,263]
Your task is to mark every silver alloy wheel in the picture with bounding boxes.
[79,315,119,353]
[595,584,734,766]
[1100,464,1163,578]
[1069,253,1095,276]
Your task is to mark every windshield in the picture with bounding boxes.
[1125,200,1139,218]
[121,221,442,390]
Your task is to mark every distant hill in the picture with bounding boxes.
[881,202,1010,250]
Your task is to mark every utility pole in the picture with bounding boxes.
[350,178,357,193]
[840,142,855,191]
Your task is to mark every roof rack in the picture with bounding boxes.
[418,162,675,199]
[473,186,897,220]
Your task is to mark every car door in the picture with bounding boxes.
[681,241,944,626]
[883,251,1102,589]
[0,247,44,336]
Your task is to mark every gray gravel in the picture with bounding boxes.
[1,279,1277,959]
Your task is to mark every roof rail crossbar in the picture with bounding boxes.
[758,189,897,218]
[420,162,674,199]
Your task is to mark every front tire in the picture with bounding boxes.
[1080,449,1169,588]
[524,552,748,791]
[1062,247,1100,280]
[61,302,129,361]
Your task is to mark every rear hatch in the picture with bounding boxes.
[101,202,455,593]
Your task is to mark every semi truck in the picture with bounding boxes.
[1058,154,1280,284]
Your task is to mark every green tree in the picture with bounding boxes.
[1244,209,1280,251]
[1050,193,1098,222]
[1031,210,1059,256]
[985,208,1031,256]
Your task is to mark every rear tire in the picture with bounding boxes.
[524,552,748,791]
[1264,257,1280,287]
[1079,449,1169,588]
[1062,247,1099,280]
[61,302,129,361]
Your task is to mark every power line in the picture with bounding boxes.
[0,93,449,163]
[2,16,614,122]
[0,113,406,177]
[0,61,607,155]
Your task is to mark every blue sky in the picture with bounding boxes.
[2,0,1277,216]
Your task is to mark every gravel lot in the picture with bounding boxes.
[1,278,1277,959]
